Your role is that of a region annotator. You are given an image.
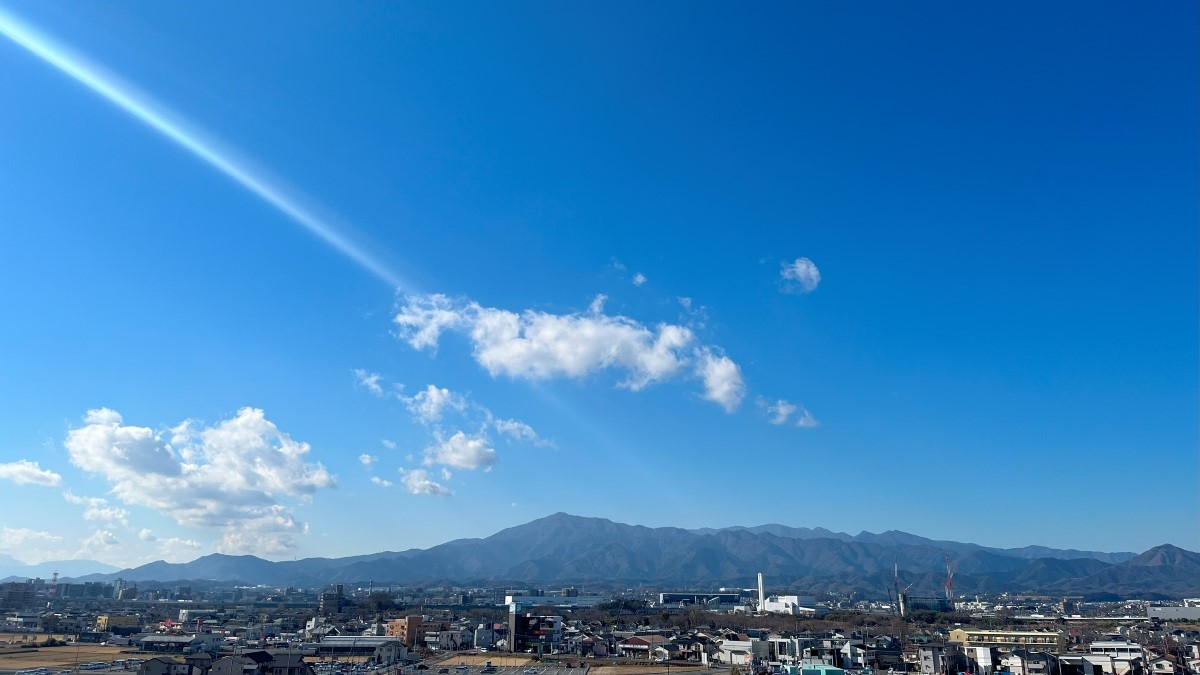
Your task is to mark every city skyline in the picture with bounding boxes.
[0,2,1195,567]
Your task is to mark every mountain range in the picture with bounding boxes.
[59,513,1200,599]
[0,553,120,580]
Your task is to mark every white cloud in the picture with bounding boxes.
[392,294,469,351]
[678,296,693,310]
[156,537,203,562]
[63,491,130,525]
[440,468,452,481]
[794,408,819,428]
[0,527,62,549]
[65,407,334,556]
[215,506,306,555]
[401,384,466,425]
[400,469,451,496]
[493,418,549,446]
[633,272,647,287]
[762,398,798,425]
[76,529,121,559]
[696,348,746,412]
[370,476,392,487]
[354,369,385,396]
[138,528,156,542]
[396,294,715,396]
[0,459,63,486]
[381,439,396,449]
[359,453,377,467]
[424,431,496,470]
[781,257,821,294]
[757,396,819,428]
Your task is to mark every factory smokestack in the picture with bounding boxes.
[757,572,765,613]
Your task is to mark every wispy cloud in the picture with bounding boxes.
[757,396,819,428]
[354,369,385,396]
[63,491,129,525]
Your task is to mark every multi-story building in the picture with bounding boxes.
[97,614,141,633]
[949,629,1065,652]
[386,615,424,649]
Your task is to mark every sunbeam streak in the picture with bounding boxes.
[0,6,407,290]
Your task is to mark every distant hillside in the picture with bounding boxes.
[0,554,120,581]
[77,514,1196,598]
[693,524,1136,564]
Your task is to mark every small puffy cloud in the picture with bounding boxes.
[401,469,451,496]
[63,491,129,525]
[354,369,385,396]
[493,418,550,446]
[0,459,62,486]
[65,407,334,556]
[381,439,396,449]
[633,272,647,287]
[696,348,746,412]
[678,297,693,310]
[395,294,716,396]
[138,528,157,542]
[370,476,392,488]
[0,527,62,549]
[781,257,821,294]
[401,384,466,425]
[359,453,377,468]
[424,431,495,470]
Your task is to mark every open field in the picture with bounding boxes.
[0,637,77,646]
[0,645,130,671]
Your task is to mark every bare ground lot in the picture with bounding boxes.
[0,643,131,671]
[432,656,535,667]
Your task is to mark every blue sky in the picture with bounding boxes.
[0,1,1195,568]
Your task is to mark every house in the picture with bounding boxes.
[1148,657,1178,675]
[137,657,202,675]
[1001,650,1060,675]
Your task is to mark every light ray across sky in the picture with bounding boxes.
[0,5,407,290]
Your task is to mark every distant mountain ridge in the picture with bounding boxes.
[691,524,1137,564]
[0,554,119,581]
[67,513,1198,599]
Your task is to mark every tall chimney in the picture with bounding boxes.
[757,572,765,613]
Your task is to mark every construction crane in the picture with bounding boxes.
[944,555,958,610]
[48,571,58,599]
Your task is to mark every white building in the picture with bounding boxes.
[761,595,819,615]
